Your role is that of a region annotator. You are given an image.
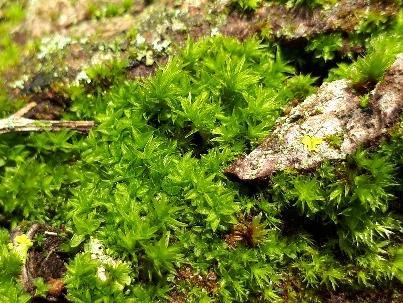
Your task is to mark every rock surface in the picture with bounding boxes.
[225,54,403,181]
[249,0,398,40]
[9,0,398,94]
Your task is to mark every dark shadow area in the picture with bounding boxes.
[280,205,338,247]
[278,38,354,84]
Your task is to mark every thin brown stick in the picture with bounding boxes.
[0,103,95,134]
[12,102,38,118]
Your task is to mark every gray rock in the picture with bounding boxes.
[226,54,403,181]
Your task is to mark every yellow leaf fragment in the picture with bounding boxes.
[301,135,324,152]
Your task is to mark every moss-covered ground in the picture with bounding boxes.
[0,1,402,302]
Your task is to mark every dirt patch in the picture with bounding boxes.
[224,215,267,248]
[176,266,218,293]
[11,223,69,302]
[10,80,72,121]
[169,265,218,302]
[221,13,264,40]
[322,284,403,303]
[25,89,71,120]
[126,56,168,79]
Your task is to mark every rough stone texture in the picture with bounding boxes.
[8,0,225,95]
[12,0,398,86]
[221,0,398,41]
[16,0,399,42]
[21,0,143,38]
[226,54,403,181]
[2,0,399,122]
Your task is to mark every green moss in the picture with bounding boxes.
[33,278,49,298]
[0,4,402,303]
[359,94,370,108]
[278,0,336,9]
[356,10,391,35]
[87,0,135,19]
[0,1,27,119]
[56,36,403,301]
[324,133,343,149]
[0,90,24,118]
[0,229,30,302]
[231,0,263,11]
[328,24,403,86]
[232,0,336,11]
[306,33,343,61]
[0,1,25,73]
[350,37,401,86]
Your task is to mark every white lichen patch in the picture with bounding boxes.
[88,237,115,265]
[10,75,30,90]
[135,34,146,47]
[87,237,131,287]
[171,18,187,32]
[97,266,108,282]
[74,70,91,85]
[90,52,114,66]
[37,34,72,59]
[211,27,220,36]
[152,39,171,53]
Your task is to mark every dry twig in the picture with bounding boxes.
[0,102,95,134]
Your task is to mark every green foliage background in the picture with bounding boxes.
[0,1,402,302]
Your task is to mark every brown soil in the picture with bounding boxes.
[169,265,218,302]
[323,285,403,303]
[12,224,69,301]
[126,56,168,79]
[25,89,71,120]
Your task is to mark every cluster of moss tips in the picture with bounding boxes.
[0,1,403,302]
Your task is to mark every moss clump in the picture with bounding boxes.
[0,229,30,302]
[0,32,402,302]
[306,33,343,62]
[0,2,402,302]
[278,0,336,9]
[87,0,136,19]
[231,0,263,11]
[0,1,24,73]
[329,18,403,90]
[324,133,343,149]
